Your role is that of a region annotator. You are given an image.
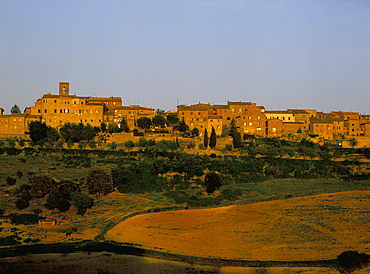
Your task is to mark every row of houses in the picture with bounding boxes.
[1,82,370,140]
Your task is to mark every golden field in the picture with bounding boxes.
[106,190,370,262]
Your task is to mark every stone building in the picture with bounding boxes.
[178,101,266,137]
[25,82,122,129]
[0,113,40,136]
[114,105,155,130]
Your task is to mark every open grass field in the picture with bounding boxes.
[106,190,370,262]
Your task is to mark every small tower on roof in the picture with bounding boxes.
[59,82,69,96]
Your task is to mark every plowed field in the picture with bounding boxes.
[106,190,370,261]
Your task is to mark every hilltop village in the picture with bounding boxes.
[1,82,370,143]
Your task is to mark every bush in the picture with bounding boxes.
[9,213,39,225]
[87,169,114,195]
[29,175,56,198]
[124,140,135,150]
[70,191,94,215]
[15,197,29,210]
[6,176,17,186]
[0,235,22,246]
[337,251,368,269]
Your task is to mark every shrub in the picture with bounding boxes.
[9,213,39,225]
[19,189,32,202]
[70,191,94,215]
[6,176,17,186]
[108,142,117,150]
[204,172,222,195]
[15,197,29,210]
[124,140,135,150]
[87,169,114,196]
[29,175,56,198]
[337,251,368,269]
[0,235,22,246]
[16,171,23,178]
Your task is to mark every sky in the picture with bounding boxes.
[1,0,370,114]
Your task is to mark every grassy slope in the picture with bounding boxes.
[0,153,370,261]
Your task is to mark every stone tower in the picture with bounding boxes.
[59,82,69,96]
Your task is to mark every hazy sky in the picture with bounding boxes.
[1,0,370,114]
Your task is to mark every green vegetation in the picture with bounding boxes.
[0,136,369,259]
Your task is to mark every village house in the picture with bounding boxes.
[1,82,370,141]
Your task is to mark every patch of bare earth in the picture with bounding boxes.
[106,190,370,261]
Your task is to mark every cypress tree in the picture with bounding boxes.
[203,128,208,148]
[232,131,242,149]
[209,126,217,149]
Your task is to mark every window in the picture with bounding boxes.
[54,100,57,103]
[44,109,47,113]
[38,109,41,113]
[54,109,57,113]
[249,122,252,126]
[60,109,63,113]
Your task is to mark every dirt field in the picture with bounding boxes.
[106,190,370,262]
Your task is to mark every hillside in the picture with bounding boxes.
[106,190,370,262]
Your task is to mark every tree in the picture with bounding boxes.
[191,128,199,137]
[166,113,179,127]
[15,198,29,210]
[221,125,229,137]
[88,139,97,149]
[232,131,242,149]
[29,121,48,142]
[86,169,114,196]
[57,180,80,200]
[100,122,107,133]
[44,189,63,211]
[203,128,209,148]
[155,108,165,114]
[204,172,222,195]
[119,117,130,132]
[124,140,135,151]
[349,138,358,148]
[229,119,237,137]
[60,123,95,142]
[108,142,117,150]
[29,175,56,198]
[136,117,152,130]
[70,191,93,215]
[177,118,188,132]
[11,105,21,114]
[152,114,166,128]
[46,127,60,141]
[209,127,217,149]
[108,123,121,133]
[6,176,16,186]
